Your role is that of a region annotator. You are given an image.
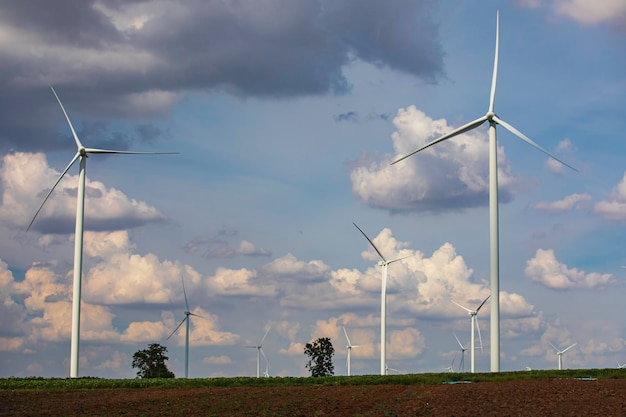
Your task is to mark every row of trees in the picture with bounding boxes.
[132,337,335,378]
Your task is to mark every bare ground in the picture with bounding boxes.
[1,378,625,416]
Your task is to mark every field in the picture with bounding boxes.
[2,370,625,416]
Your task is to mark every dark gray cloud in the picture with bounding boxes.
[334,111,358,122]
[0,0,444,152]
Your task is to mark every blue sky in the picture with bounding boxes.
[1,0,625,378]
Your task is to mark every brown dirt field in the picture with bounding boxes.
[1,378,625,416]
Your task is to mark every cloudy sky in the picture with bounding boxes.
[1,0,625,378]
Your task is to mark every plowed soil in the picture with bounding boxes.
[2,378,625,416]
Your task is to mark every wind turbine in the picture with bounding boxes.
[452,295,490,373]
[550,342,577,370]
[454,332,468,372]
[444,352,457,373]
[353,222,411,376]
[343,326,361,376]
[391,11,576,372]
[246,328,270,378]
[28,84,176,378]
[167,276,202,378]
[384,363,404,375]
[617,361,626,369]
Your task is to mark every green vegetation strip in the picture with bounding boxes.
[1,369,624,390]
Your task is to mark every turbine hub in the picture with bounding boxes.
[79,147,87,157]
[485,111,495,121]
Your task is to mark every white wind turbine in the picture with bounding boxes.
[550,342,577,370]
[454,332,468,373]
[167,276,202,378]
[391,11,576,372]
[617,361,626,369]
[28,84,176,378]
[353,222,411,376]
[343,326,361,376]
[452,295,490,373]
[444,352,457,373]
[246,328,270,378]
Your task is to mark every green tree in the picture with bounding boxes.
[132,343,175,378]
[304,337,335,377]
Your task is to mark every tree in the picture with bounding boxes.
[132,343,175,378]
[304,337,335,377]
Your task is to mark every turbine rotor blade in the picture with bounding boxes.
[451,300,473,314]
[181,276,190,313]
[476,317,484,351]
[476,295,491,313]
[562,343,577,353]
[454,332,464,349]
[260,327,270,346]
[549,342,560,353]
[343,326,352,347]
[388,254,413,264]
[353,222,387,263]
[27,151,81,231]
[489,10,500,113]
[84,148,178,155]
[167,316,188,340]
[48,84,83,149]
[492,115,577,172]
[391,116,488,165]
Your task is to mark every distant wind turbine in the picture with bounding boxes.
[343,326,361,376]
[452,295,490,373]
[391,11,576,372]
[28,84,176,378]
[246,328,270,378]
[550,342,577,370]
[454,332,468,372]
[353,222,411,376]
[617,361,626,369]
[167,276,202,378]
[444,352,457,373]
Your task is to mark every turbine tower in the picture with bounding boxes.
[391,11,576,372]
[343,326,361,376]
[550,342,577,370]
[167,276,201,378]
[246,328,270,378]
[28,84,175,378]
[452,295,490,373]
[353,222,411,375]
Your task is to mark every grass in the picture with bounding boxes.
[1,368,624,390]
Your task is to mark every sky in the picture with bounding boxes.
[1,0,625,378]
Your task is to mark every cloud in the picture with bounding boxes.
[0,152,167,234]
[593,172,626,221]
[334,111,358,122]
[552,0,626,26]
[525,248,616,289]
[349,106,517,212]
[185,230,271,259]
[202,355,233,365]
[0,0,444,151]
[533,193,592,212]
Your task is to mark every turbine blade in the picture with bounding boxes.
[562,343,577,353]
[492,116,577,172]
[260,327,270,346]
[48,84,83,149]
[167,316,187,340]
[343,326,352,347]
[391,116,488,165]
[181,275,190,313]
[489,10,500,113]
[388,254,413,264]
[476,295,491,313]
[353,222,387,263]
[27,151,81,231]
[454,332,464,349]
[549,342,560,352]
[84,148,178,155]
[451,300,473,314]
[476,317,484,351]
